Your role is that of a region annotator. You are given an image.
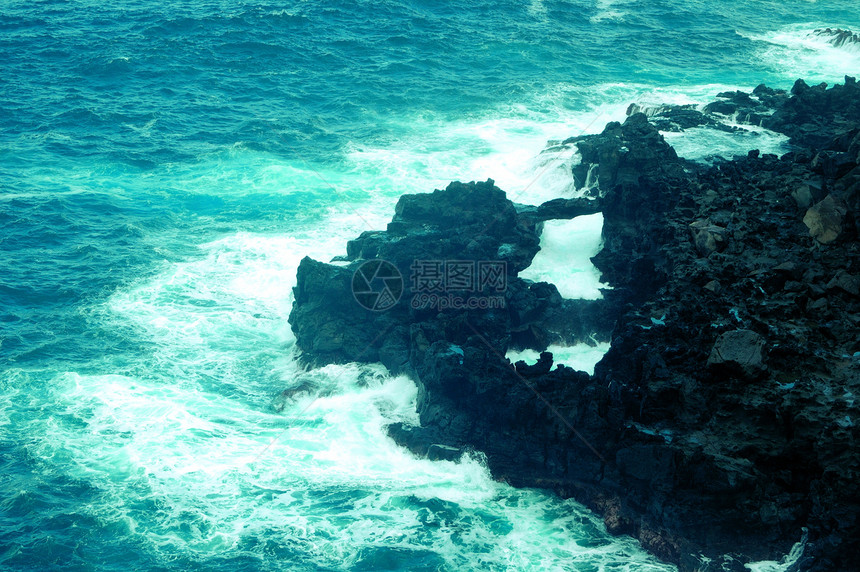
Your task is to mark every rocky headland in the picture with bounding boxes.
[288,77,860,571]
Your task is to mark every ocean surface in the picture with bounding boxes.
[1,1,859,570]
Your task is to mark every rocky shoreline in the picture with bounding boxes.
[288,76,859,571]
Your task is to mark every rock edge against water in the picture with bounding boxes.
[287,77,860,571]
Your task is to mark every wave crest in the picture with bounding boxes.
[744,24,860,82]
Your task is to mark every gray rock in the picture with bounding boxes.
[689,219,728,256]
[827,271,860,296]
[803,194,848,244]
[813,28,860,49]
[791,185,813,209]
[707,330,767,378]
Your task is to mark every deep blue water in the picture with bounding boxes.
[2,1,859,570]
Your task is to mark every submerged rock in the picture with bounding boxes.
[813,28,860,49]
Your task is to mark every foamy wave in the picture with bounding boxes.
[662,124,790,163]
[507,342,611,375]
[346,82,757,208]
[23,361,674,570]
[744,24,860,83]
[345,115,593,206]
[745,528,808,572]
[519,214,608,300]
[591,0,633,23]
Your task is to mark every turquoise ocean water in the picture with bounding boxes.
[2,1,859,570]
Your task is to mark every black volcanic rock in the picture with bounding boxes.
[288,80,860,571]
[566,112,691,303]
[515,196,602,224]
[764,77,860,148]
[347,179,541,274]
[706,329,767,378]
[627,74,860,153]
[813,28,860,49]
[588,80,860,571]
[628,102,743,132]
[289,178,613,372]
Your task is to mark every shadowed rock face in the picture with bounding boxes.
[288,79,860,572]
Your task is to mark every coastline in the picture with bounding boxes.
[289,76,859,571]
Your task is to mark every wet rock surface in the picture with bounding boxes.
[288,79,860,571]
[813,28,860,49]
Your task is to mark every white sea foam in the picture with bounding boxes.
[345,115,592,207]
[581,82,750,110]
[520,214,608,300]
[25,358,673,570]
[507,343,611,375]
[346,82,762,209]
[662,124,790,163]
[745,529,808,572]
[591,0,633,22]
[743,24,860,84]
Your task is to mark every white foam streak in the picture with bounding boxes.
[591,0,633,23]
[663,125,790,163]
[745,529,808,572]
[347,82,768,208]
[108,232,339,357]
[744,25,860,83]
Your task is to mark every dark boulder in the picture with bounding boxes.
[706,329,767,378]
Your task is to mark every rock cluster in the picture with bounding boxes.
[287,78,860,571]
[813,28,860,49]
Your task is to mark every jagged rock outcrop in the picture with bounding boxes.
[766,78,860,149]
[287,79,860,571]
[290,179,611,373]
[813,28,860,49]
[629,75,860,151]
[585,79,860,571]
[566,112,692,304]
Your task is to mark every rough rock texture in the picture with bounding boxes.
[288,79,860,571]
[813,28,860,49]
[290,179,611,373]
[707,330,767,378]
[804,194,850,244]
